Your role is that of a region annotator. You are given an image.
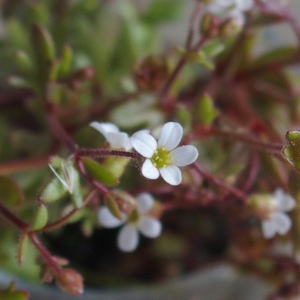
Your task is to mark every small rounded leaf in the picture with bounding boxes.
[40,178,68,203]
[17,233,29,266]
[81,157,118,186]
[30,204,48,230]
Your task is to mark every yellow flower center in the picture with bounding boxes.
[150,147,172,169]
[128,209,139,224]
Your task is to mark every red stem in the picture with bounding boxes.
[28,232,62,274]
[75,156,109,194]
[0,201,28,231]
[192,162,248,202]
[76,147,138,159]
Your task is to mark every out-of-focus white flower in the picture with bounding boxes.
[130,122,198,186]
[90,122,132,150]
[262,189,296,239]
[206,0,254,25]
[98,193,162,252]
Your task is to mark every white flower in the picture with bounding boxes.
[98,193,162,252]
[262,189,296,239]
[130,122,198,186]
[89,122,132,150]
[206,0,254,25]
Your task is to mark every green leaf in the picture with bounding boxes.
[31,23,55,64]
[40,178,68,203]
[13,50,34,75]
[176,105,191,132]
[30,204,48,230]
[202,40,225,57]
[197,93,218,125]
[0,176,24,207]
[143,0,183,24]
[103,157,130,179]
[17,233,29,265]
[104,193,122,220]
[253,47,297,66]
[69,167,83,208]
[0,282,29,300]
[81,157,118,186]
[57,45,73,77]
[197,55,214,69]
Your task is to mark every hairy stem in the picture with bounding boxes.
[192,162,248,202]
[33,189,97,233]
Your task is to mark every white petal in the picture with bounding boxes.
[141,159,159,179]
[106,132,132,150]
[117,224,139,252]
[90,122,119,139]
[262,220,276,238]
[227,9,245,25]
[170,145,198,167]
[97,207,125,228]
[237,0,253,11]
[272,212,292,235]
[138,216,162,238]
[130,131,157,158]
[159,165,182,186]
[157,122,183,151]
[273,189,296,212]
[136,193,154,214]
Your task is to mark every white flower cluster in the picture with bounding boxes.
[205,0,254,25]
[91,121,198,186]
[90,122,132,151]
[98,193,161,252]
[262,189,295,239]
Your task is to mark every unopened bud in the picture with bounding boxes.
[248,194,276,219]
[55,268,84,296]
[219,18,243,38]
[112,190,137,215]
[200,13,219,38]
[134,56,169,91]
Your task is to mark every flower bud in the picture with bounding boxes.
[219,18,243,38]
[248,194,276,219]
[134,56,169,91]
[286,130,300,145]
[200,13,219,38]
[112,190,137,215]
[55,268,84,296]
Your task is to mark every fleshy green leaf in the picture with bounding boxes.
[40,178,68,203]
[197,94,218,125]
[143,0,183,24]
[104,193,122,220]
[57,45,73,77]
[0,176,24,207]
[31,23,55,64]
[69,166,83,208]
[202,40,225,57]
[17,233,29,265]
[81,157,118,186]
[30,204,48,230]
